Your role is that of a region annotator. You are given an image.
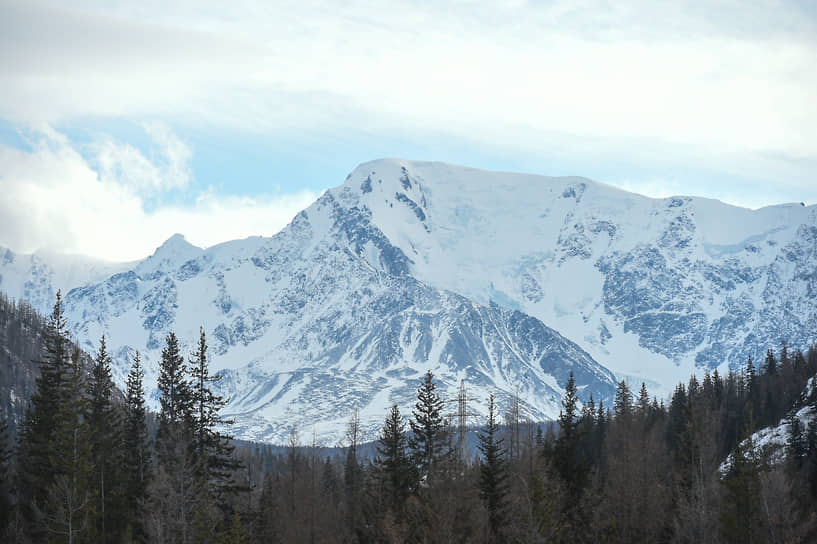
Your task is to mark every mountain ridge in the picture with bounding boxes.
[1,158,815,443]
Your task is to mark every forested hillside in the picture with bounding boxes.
[2,293,817,542]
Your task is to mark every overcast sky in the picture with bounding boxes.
[1,0,815,261]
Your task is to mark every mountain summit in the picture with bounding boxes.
[1,159,815,443]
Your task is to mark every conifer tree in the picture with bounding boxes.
[763,348,777,375]
[154,331,196,544]
[123,351,151,542]
[409,371,447,483]
[375,404,413,513]
[189,327,237,504]
[17,291,71,536]
[551,371,588,526]
[45,347,94,543]
[157,332,192,433]
[637,382,650,416]
[787,413,806,468]
[745,356,757,397]
[88,335,125,542]
[478,393,509,541]
[614,380,633,419]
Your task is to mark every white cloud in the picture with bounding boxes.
[1,0,814,161]
[0,126,317,261]
[89,122,192,195]
[0,0,814,214]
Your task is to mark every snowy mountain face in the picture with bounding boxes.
[0,247,130,314]
[1,158,815,443]
[339,161,816,389]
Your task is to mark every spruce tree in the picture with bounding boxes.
[551,371,588,528]
[478,393,509,541]
[375,404,413,513]
[155,331,196,543]
[157,332,192,432]
[189,327,238,507]
[409,370,446,483]
[614,380,634,419]
[637,382,650,416]
[45,347,94,543]
[787,413,806,468]
[123,351,151,542]
[17,291,71,536]
[88,335,125,542]
[763,348,777,375]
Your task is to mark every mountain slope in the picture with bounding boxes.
[340,159,817,387]
[37,184,615,443]
[1,158,815,442]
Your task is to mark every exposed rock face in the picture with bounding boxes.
[2,158,815,443]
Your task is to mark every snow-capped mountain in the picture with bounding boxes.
[0,247,131,313]
[1,158,815,443]
[334,160,816,389]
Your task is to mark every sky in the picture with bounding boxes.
[1,0,816,262]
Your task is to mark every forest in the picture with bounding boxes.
[2,292,817,543]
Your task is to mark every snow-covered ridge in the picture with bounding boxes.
[1,158,815,443]
[334,159,816,389]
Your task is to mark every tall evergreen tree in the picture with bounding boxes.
[17,291,71,536]
[45,347,94,543]
[157,332,192,433]
[637,382,650,416]
[478,393,509,541]
[409,371,447,483]
[763,348,778,375]
[88,335,125,542]
[189,327,238,506]
[551,371,589,528]
[614,380,634,419]
[123,351,151,542]
[154,331,196,544]
[375,404,413,514]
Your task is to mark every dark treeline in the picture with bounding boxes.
[2,292,817,542]
[1,293,240,542]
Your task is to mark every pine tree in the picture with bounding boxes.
[123,351,151,542]
[637,382,650,416]
[189,327,238,506]
[551,371,588,526]
[409,371,447,484]
[763,348,777,375]
[45,347,94,543]
[88,335,125,542]
[478,393,509,541]
[154,331,196,544]
[17,291,71,536]
[157,332,192,432]
[375,404,413,513]
[614,379,633,419]
[787,413,806,468]
[745,356,757,397]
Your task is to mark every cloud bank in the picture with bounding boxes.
[0,0,815,259]
[0,125,318,261]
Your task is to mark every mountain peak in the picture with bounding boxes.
[144,234,202,268]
